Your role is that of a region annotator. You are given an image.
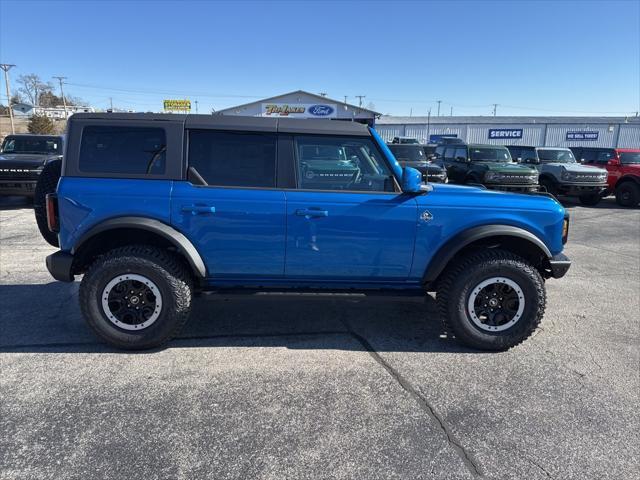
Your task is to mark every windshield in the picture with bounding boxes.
[1,136,62,155]
[388,145,426,163]
[469,147,512,162]
[538,149,575,163]
[620,152,640,164]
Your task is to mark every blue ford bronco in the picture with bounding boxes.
[44,113,571,350]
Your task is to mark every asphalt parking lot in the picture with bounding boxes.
[0,195,638,480]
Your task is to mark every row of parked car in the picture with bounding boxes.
[388,136,640,207]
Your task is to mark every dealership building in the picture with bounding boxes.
[215,90,380,125]
[374,115,640,148]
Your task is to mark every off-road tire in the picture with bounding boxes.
[615,182,640,207]
[539,177,557,197]
[436,249,546,351]
[579,193,601,206]
[33,159,62,247]
[79,245,193,350]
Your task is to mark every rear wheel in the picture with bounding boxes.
[436,249,546,351]
[79,245,193,350]
[33,159,62,247]
[579,193,601,206]
[615,182,640,207]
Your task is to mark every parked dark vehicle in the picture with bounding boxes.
[422,144,437,159]
[435,144,539,192]
[507,146,608,206]
[0,134,64,198]
[571,147,640,207]
[43,113,570,352]
[391,136,419,144]
[436,137,465,145]
[387,143,447,183]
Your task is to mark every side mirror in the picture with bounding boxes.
[608,159,620,166]
[456,156,467,162]
[525,158,538,164]
[401,166,428,193]
[516,157,523,163]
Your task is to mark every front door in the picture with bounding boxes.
[284,135,418,280]
[171,129,286,278]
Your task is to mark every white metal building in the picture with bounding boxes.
[216,90,380,126]
[375,116,640,148]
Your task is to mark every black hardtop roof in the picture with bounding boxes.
[466,144,510,149]
[69,112,371,136]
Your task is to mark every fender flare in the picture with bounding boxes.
[422,225,552,284]
[615,174,640,188]
[72,216,207,277]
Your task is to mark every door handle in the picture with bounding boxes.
[296,208,328,218]
[182,205,216,215]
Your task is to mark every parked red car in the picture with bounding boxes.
[571,147,640,207]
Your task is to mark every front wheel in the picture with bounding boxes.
[579,193,601,206]
[615,182,640,207]
[436,249,546,351]
[79,245,193,350]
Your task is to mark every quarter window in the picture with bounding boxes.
[79,126,166,174]
[188,130,277,188]
[294,136,395,192]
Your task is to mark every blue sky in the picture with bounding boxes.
[1,0,638,116]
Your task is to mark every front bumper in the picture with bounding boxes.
[46,251,75,282]
[557,182,608,196]
[548,253,571,279]
[486,183,539,193]
[0,180,37,196]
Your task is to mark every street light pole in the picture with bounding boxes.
[1,64,16,134]
[53,76,68,118]
[437,100,442,116]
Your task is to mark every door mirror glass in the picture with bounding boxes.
[401,166,428,193]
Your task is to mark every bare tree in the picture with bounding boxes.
[17,73,52,106]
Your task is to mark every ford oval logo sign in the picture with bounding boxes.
[308,104,334,117]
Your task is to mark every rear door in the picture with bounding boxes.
[284,134,418,281]
[171,129,286,278]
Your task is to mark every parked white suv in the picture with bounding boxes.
[507,146,608,205]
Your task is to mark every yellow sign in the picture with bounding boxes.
[163,99,191,112]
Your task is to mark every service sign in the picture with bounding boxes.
[488,128,523,139]
[566,131,599,141]
[261,103,337,118]
[164,99,191,112]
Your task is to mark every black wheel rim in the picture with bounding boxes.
[101,274,162,330]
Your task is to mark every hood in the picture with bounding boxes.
[478,162,537,174]
[0,153,59,168]
[554,162,607,174]
[421,182,564,212]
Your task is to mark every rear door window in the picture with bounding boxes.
[188,130,277,188]
[79,126,166,174]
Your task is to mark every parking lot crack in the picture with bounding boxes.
[339,318,483,478]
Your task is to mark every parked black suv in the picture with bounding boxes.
[387,143,447,182]
[435,143,539,192]
[0,134,64,197]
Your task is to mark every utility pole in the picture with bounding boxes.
[343,95,348,105]
[53,76,68,118]
[427,108,431,141]
[319,92,327,97]
[195,100,199,114]
[436,100,442,116]
[355,95,365,108]
[492,103,498,116]
[450,106,453,116]
[1,64,16,134]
